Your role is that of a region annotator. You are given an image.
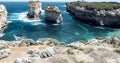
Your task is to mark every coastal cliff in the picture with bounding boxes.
[66,2,120,28]
[27,1,42,19]
[45,4,63,24]
[0,5,7,35]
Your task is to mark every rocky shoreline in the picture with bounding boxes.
[0,37,120,63]
[66,2,120,28]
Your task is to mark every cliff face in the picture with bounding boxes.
[45,4,63,24]
[66,2,120,28]
[0,5,7,35]
[27,1,42,19]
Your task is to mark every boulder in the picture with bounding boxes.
[0,41,10,59]
[0,5,7,35]
[27,47,54,59]
[14,57,40,63]
[0,41,9,50]
[103,36,120,47]
[45,4,63,24]
[27,1,42,19]
[0,49,10,59]
[66,41,85,49]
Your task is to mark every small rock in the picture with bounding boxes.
[0,49,11,59]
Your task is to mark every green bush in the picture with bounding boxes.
[38,38,59,46]
[45,4,60,12]
[66,48,74,55]
[95,37,105,40]
[79,40,88,44]
[19,39,35,47]
[67,2,120,10]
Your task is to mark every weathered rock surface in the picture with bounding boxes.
[28,47,54,58]
[27,1,42,19]
[66,2,120,28]
[0,41,10,59]
[66,41,85,49]
[0,5,7,35]
[0,49,11,59]
[45,4,63,24]
[2,37,120,63]
[14,57,40,63]
[14,47,54,63]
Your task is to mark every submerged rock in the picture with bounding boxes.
[0,5,7,35]
[45,4,63,24]
[27,1,42,19]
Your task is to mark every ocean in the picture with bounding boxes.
[0,2,120,44]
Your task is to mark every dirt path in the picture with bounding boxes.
[0,45,47,63]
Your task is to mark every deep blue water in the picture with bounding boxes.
[0,2,120,44]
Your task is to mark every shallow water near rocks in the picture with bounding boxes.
[0,2,120,44]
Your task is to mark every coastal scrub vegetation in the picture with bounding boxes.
[19,39,36,46]
[45,4,61,12]
[67,1,120,10]
[37,38,60,46]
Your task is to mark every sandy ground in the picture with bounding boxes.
[0,45,48,63]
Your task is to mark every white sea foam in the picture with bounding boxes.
[7,20,12,23]
[30,22,45,25]
[62,5,66,7]
[0,33,5,37]
[9,10,45,23]
[18,12,42,22]
[13,35,25,41]
[52,24,61,25]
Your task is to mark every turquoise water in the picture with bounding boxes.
[0,2,120,44]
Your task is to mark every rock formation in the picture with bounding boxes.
[66,2,120,28]
[27,47,54,58]
[0,41,10,59]
[27,1,42,19]
[45,4,63,24]
[0,5,7,35]
[14,47,54,63]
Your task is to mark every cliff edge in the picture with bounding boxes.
[0,5,7,35]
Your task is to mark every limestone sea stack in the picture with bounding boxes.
[0,5,7,35]
[66,2,120,28]
[27,1,42,19]
[45,4,63,24]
